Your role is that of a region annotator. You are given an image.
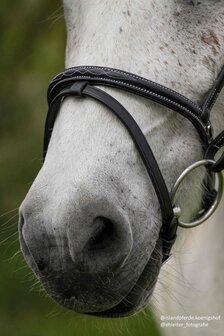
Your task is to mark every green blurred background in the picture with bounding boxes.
[0,1,160,335]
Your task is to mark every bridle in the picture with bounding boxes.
[45,66,224,262]
[44,66,224,263]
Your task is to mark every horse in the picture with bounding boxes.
[19,1,224,334]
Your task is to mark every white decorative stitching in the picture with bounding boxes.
[215,134,224,147]
[51,73,207,136]
[52,66,201,111]
[203,88,217,111]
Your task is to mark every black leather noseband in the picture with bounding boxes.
[44,66,224,262]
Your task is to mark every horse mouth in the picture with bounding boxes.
[19,214,162,317]
[89,278,157,318]
[86,239,162,317]
[55,239,162,318]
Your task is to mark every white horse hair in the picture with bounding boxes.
[19,1,224,334]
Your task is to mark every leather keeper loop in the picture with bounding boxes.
[70,81,88,97]
[205,130,224,172]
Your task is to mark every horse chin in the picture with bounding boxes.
[90,239,162,318]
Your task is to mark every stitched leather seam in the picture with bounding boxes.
[215,135,224,147]
[52,66,201,111]
[203,88,217,111]
[52,74,206,132]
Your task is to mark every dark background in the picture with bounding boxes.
[0,1,160,335]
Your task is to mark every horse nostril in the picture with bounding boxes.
[67,208,133,274]
[85,216,117,251]
[36,258,48,271]
[19,211,25,230]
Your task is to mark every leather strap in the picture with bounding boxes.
[201,66,224,122]
[45,81,177,262]
[44,65,224,263]
[48,66,211,146]
[205,130,224,172]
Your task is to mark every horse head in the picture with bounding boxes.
[19,0,224,317]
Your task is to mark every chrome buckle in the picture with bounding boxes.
[170,159,223,228]
[205,121,214,140]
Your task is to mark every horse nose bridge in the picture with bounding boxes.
[66,197,133,273]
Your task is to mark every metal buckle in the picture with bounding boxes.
[170,159,223,228]
[205,121,214,140]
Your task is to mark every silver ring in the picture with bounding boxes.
[170,160,223,228]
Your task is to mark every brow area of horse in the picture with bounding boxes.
[19,1,224,333]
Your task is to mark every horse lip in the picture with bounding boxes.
[21,238,159,317]
[87,275,158,318]
[19,232,152,315]
[19,211,161,317]
[85,240,161,318]
[87,281,157,318]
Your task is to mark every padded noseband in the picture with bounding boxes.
[44,66,224,262]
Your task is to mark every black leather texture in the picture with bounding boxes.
[44,65,224,263]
